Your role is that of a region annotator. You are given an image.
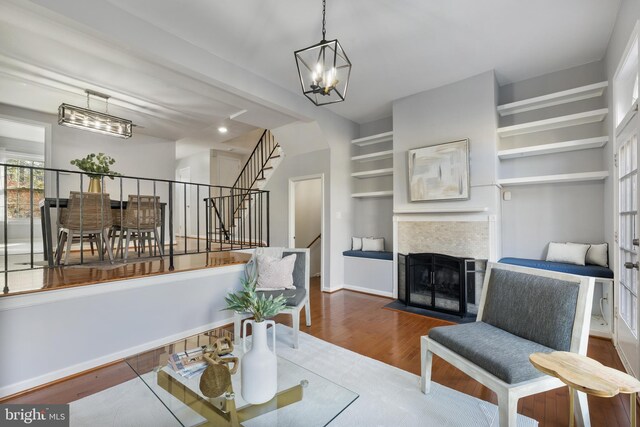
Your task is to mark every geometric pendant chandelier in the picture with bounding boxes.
[58,90,133,139]
[294,0,352,106]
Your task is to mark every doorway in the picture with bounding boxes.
[288,175,325,291]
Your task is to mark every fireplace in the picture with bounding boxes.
[398,253,478,316]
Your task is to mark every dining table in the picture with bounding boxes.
[39,198,166,267]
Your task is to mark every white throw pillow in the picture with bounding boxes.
[362,237,384,251]
[256,254,297,290]
[352,237,363,251]
[546,242,589,266]
[583,243,608,267]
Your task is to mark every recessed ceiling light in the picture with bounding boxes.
[218,126,228,133]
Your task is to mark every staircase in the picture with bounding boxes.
[207,129,282,249]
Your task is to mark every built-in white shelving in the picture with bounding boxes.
[497,136,609,160]
[351,131,393,147]
[351,191,393,198]
[351,168,394,179]
[351,132,394,198]
[497,171,609,187]
[497,81,608,116]
[497,108,608,138]
[394,207,489,214]
[351,150,394,162]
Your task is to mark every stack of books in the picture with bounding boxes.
[168,347,208,378]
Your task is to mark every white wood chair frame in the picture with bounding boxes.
[420,262,595,427]
[234,248,311,349]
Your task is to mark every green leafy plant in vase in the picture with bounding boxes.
[224,278,287,404]
[70,153,121,192]
[224,278,287,322]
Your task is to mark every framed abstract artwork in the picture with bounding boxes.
[408,139,470,201]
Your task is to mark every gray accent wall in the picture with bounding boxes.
[392,71,500,214]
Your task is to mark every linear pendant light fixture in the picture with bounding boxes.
[294,0,352,106]
[58,90,133,138]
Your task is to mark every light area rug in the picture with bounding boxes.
[69,325,538,427]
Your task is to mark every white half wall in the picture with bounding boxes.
[0,265,245,397]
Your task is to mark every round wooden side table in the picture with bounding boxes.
[530,351,640,427]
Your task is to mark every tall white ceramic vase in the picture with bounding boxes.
[241,319,277,404]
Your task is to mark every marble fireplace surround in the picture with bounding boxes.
[392,213,499,301]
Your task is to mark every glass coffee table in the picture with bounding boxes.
[125,329,357,427]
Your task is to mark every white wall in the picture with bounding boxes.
[392,71,501,214]
[498,61,608,258]
[264,148,330,279]
[0,265,245,397]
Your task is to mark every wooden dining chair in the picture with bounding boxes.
[117,195,164,260]
[55,192,114,265]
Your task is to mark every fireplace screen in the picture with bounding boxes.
[399,253,473,316]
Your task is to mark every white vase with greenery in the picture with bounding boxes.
[224,279,287,404]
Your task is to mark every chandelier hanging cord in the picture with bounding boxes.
[321,0,326,41]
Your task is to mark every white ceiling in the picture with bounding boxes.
[0,0,623,144]
[100,0,622,124]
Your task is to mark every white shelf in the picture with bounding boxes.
[394,207,488,214]
[351,131,393,147]
[498,136,609,159]
[497,82,608,116]
[351,191,393,198]
[351,168,394,179]
[497,108,609,138]
[497,171,609,186]
[351,150,394,162]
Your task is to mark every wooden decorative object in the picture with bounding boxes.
[199,337,239,398]
[530,351,640,427]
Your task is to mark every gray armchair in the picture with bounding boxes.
[234,247,311,349]
[421,262,595,427]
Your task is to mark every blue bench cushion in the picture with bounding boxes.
[483,267,579,351]
[429,322,554,384]
[258,288,306,307]
[499,257,613,279]
[343,250,393,261]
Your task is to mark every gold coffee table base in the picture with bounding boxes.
[157,370,304,427]
[530,351,640,427]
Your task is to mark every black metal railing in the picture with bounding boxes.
[212,129,278,244]
[0,163,269,294]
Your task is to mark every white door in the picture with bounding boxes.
[616,127,639,377]
[176,167,191,236]
[614,23,639,377]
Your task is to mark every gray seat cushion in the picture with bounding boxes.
[258,287,306,307]
[429,322,554,384]
[482,267,579,351]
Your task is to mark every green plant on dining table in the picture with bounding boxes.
[224,278,287,323]
[70,153,121,179]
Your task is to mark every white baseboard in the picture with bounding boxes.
[342,284,393,298]
[322,284,344,293]
[0,316,235,399]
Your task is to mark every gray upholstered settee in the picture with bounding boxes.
[421,262,595,427]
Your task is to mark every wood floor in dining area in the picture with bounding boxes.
[2,277,635,426]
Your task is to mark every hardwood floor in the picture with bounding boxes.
[2,277,635,426]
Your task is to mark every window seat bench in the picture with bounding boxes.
[343,250,393,297]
